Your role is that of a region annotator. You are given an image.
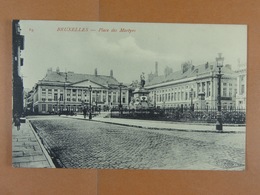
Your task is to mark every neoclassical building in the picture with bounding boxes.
[235,63,247,109]
[145,61,239,111]
[31,68,129,114]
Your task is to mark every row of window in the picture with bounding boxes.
[41,104,82,112]
[155,87,195,94]
[41,88,127,100]
[157,102,234,109]
[42,94,127,103]
[154,81,235,95]
[153,83,237,102]
[154,91,196,103]
[41,88,125,94]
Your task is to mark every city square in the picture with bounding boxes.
[12,20,247,170]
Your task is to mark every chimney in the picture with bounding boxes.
[110,69,113,77]
[95,68,98,76]
[205,62,209,69]
[148,72,153,82]
[164,66,173,77]
[47,68,52,74]
[56,67,60,73]
[182,62,190,74]
[155,62,158,76]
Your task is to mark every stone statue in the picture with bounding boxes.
[140,72,145,88]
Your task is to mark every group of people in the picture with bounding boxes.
[82,106,102,119]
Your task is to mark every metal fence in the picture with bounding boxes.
[110,107,246,124]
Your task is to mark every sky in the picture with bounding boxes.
[19,20,247,89]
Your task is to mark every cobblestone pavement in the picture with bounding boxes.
[29,116,245,170]
[12,121,55,168]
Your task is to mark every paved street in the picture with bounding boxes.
[29,116,245,170]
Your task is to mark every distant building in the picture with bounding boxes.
[235,63,247,109]
[30,68,129,114]
[12,20,25,117]
[147,62,159,82]
[24,89,34,115]
[145,60,238,111]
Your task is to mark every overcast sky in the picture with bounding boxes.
[19,20,247,89]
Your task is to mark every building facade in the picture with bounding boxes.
[146,60,238,111]
[12,20,25,117]
[31,68,129,114]
[235,63,247,109]
[24,89,34,115]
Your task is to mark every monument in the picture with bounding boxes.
[129,73,152,109]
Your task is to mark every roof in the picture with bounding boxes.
[146,63,235,87]
[37,70,120,87]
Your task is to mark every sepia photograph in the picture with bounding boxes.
[12,20,247,170]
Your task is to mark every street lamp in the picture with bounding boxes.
[64,72,68,113]
[89,85,92,120]
[216,53,224,131]
[119,83,123,114]
[58,95,61,116]
[190,88,194,111]
[96,91,98,108]
[154,91,156,108]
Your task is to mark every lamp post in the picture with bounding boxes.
[216,53,224,131]
[190,88,194,111]
[154,91,156,108]
[96,91,98,108]
[119,83,123,114]
[89,85,92,120]
[58,95,61,116]
[64,72,68,113]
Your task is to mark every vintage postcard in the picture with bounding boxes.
[12,20,247,170]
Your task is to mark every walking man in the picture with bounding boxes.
[14,113,21,130]
[83,107,87,119]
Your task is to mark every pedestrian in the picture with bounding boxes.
[83,107,87,119]
[14,113,21,131]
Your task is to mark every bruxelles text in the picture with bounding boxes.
[57,27,136,33]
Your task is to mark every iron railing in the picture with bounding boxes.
[110,107,246,124]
